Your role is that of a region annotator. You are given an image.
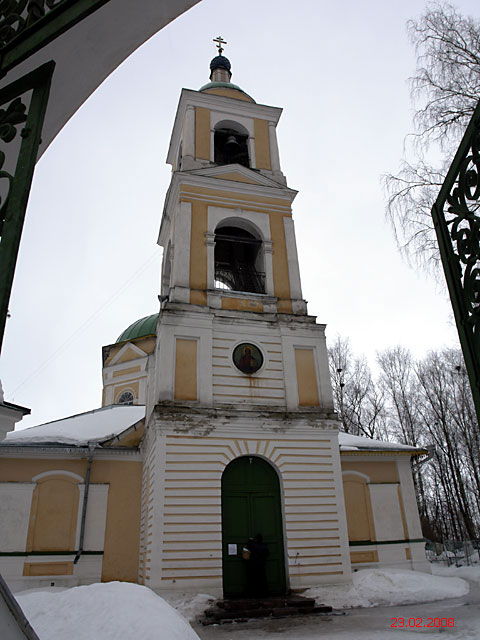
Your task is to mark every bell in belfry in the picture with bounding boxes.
[225,134,239,148]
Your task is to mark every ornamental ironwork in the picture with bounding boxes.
[0,0,65,47]
[0,61,54,353]
[215,264,265,294]
[0,97,27,235]
[432,102,480,424]
[445,135,480,334]
[0,0,110,75]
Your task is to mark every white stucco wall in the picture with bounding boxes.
[369,483,404,541]
[0,483,35,552]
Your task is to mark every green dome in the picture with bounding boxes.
[199,81,255,102]
[116,313,158,343]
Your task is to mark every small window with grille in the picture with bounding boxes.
[117,390,134,405]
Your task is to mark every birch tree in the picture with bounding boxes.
[384,2,480,271]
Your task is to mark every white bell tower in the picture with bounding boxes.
[140,40,352,596]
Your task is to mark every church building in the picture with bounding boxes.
[0,44,429,596]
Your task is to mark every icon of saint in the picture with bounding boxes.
[239,346,257,373]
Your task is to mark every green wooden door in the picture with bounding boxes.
[221,456,286,597]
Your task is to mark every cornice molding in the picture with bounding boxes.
[0,445,142,461]
[159,170,297,245]
[340,450,423,458]
[190,164,291,189]
[150,403,339,434]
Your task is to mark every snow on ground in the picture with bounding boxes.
[15,581,200,640]
[194,568,480,640]
[304,567,469,609]
[13,569,480,640]
[432,563,480,584]
[162,592,216,622]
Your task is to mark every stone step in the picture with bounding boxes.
[202,595,332,625]
[217,595,316,611]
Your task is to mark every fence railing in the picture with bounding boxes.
[214,264,265,294]
[426,539,480,566]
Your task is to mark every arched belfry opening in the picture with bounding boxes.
[214,120,250,167]
[214,224,265,294]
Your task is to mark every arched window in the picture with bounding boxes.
[214,225,265,294]
[27,475,80,552]
[117,390,134,405]
[214,121,249,168]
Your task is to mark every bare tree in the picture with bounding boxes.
[384,2,480,270]
[378,346,423,445]
[377,347,430,522]
[330,335,480,539]
[328,335,354,432]
[415,349,478,539]
[328,336,386,438]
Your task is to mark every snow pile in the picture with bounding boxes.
[15,581,200,640]
[305,568,469,609]
[432,563,480,585]
[163,592,216,622]
[5,405,145,445]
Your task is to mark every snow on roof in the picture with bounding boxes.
[4,405,146,446]
[3,403,419,452]
[338,431,420,453]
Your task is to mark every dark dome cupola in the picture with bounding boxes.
[209,52,232,83]
[199,36,255,102]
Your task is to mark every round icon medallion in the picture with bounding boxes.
[233,343,263,374]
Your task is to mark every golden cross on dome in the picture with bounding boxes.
[213,35,227,55]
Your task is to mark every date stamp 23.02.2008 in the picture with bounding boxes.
[391,618,454,628]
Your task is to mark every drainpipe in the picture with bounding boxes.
[412,444,436,469]
[74,443,95,565]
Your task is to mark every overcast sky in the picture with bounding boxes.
[2,0,477,429]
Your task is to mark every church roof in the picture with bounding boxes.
[338,431,420,453]
[4,404,145,446]
[3,407,420,453]
[116,313,158,343]
[199,80,251,95]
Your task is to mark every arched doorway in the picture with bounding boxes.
[221,456,286,597]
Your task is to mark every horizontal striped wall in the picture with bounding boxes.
[156,432,350,590]
[212,331,286,405]
[139,437,156,585]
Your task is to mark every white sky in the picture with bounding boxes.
[1,0,477,429]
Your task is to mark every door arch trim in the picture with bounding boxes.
[221,454,288,597]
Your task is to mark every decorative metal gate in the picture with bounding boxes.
[432,100,480,424]
[0,61,54,352]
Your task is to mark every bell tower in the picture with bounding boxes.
[141,41,352,596]
[158,45,303,314]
